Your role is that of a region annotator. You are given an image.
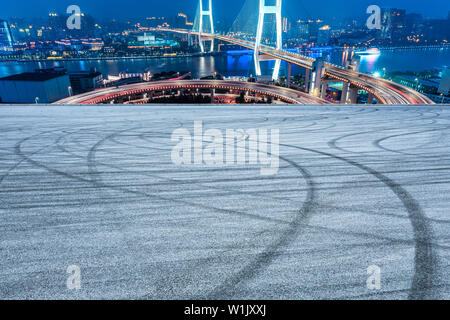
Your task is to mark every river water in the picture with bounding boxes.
[0,47,449,79]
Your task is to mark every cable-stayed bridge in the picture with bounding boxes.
[157,0,433,105]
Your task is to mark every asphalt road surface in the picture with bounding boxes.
[1,105,449,299]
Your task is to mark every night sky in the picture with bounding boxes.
[2,0,449,20]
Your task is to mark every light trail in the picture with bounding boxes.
[56,80,331,104]
[157,28,434,105]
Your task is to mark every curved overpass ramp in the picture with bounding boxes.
[56,80,331,105]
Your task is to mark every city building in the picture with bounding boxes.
[380,8,406,42]
[137,33,156,44]
[48,12,66,39]
[438,67,450,96]
[291,20,325,43]
[317,25,331,46]
[69,69,103,94]
[405,13,423,32]
[101,46,116,55]
[48,12,65,30]
[175,13,193,28]
[422,18,450,44]
[0,67,71,103]
[81,38,104,51]
[282,17,290,34]
[127,32,178,49]
[0,20,14,54]
[292,20,310,41]
[307,20,323,43]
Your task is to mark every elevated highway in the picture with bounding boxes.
[56,80,330,104]
[158,28,434,105]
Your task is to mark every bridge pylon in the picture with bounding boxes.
[254,0,283,81]
[197,0,214,53]
[308,58,325,97]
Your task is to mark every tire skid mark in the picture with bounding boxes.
[373,126,450,158]
[85,124,316,299]
[82,127,299,204]
[282,142,439,300]
[322,204,450,226]
[84,126,316,299]
[328,122,446,155]
[1,129,75,186]
[207,157,315,299]
[15,130,288,226]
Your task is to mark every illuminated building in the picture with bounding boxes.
[380,8,406,42]
[293,20,309,41]
[0,20,14,54]
[292,19,325,42]
[127,33,178,49]
[317,25,331,46]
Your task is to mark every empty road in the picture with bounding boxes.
[0,105,449,299]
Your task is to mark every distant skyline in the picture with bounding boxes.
[2,0,450,21]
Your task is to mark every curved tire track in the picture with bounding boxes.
[281,142,439,300]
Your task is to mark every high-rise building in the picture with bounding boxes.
[422,18,450,43]
[405,13,423,32]
[308,20,323,42]
[48,12,63,29]
[0,20,14,54]
[47,12,65,39]
[292,20,325,42]
[380,8,406,42]
[293,20,309,41]
[282,17,290,34]
[317,25,331,46]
